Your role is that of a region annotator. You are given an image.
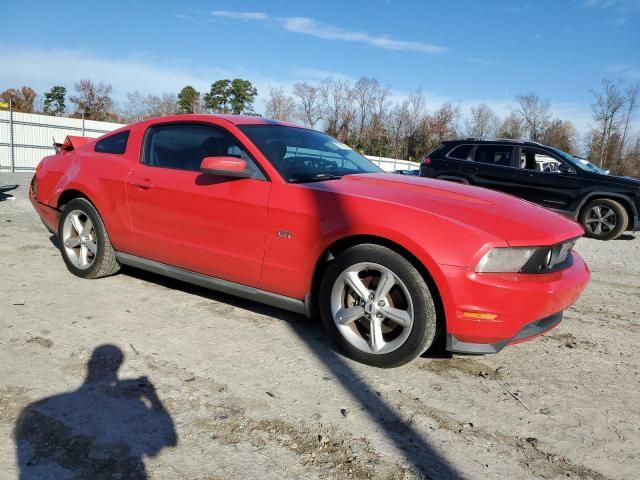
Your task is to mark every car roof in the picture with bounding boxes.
[136,114,302,128]
[442,138,547,148]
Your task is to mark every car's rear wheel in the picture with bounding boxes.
[319,244,438,368]
[580,198,628,241]
[58,198,120,278]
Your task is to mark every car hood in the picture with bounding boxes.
[580,170,640,187]
[311,173,584,246]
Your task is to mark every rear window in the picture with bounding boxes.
[473,145,513,167]
[94,131,130,155]
[447,144,473,160]
[426,143,447,157]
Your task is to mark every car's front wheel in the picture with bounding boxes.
[58,198,120,279]
[580,198,629,241]
[319,244,438,368]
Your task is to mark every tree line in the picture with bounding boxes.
[1,76,638,176]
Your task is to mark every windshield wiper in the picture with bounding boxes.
[289,173,344,183]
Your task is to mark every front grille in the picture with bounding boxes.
[520,238,578,274]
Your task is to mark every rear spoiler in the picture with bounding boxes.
[53,135,91,154]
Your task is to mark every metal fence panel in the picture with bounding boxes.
[0,110,124,171]
[0,111,418,173]
[365,155,419,172]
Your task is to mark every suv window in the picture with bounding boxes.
[519,147,561,173]
[143,123,262,177]
[473,145,513,167]
[94,131,129,154]
[447,144,473,160]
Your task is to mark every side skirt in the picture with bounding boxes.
[116,252,308,316]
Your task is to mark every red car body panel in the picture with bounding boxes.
[30,114,590,352]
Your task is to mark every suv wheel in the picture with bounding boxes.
[580,198,628,241]
[319,244,438,368]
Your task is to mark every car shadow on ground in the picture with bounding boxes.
[121,265,461,479]
[0,184,18,202]
[14,344,177,479]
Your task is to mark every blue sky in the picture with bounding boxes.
[2,0,639,133]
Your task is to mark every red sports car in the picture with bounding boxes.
[30,115,590,367]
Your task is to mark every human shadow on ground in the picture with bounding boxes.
[121,266,462,479]
[14,344,177,479]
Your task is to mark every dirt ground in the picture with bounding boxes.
[1,172,639,480]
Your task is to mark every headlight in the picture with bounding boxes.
[475,247,538,273]
[475,239,578,273]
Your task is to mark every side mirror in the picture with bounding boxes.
[558,163,576,175]
[200,156,252,178]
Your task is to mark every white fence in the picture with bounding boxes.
[0,110,417,173]
[0,110,124,171]
[365,155,419,172]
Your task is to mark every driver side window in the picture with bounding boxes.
[519,148,562,173]
[143,123,262,177]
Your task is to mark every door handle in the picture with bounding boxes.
[130,179,154,189]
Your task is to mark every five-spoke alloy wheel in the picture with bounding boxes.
[580,198,628,241]
[62,210,98,270]
[58,198,120,279]
[320,244,438,367]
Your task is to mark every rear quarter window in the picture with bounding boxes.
[426,143,448,157]
[447,144,473,160]
[473,145,513,167]
[94,131,130,155]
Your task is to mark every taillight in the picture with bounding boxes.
[422,156,432,165]
[31,175,38,198]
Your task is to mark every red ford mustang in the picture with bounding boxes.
[30,115,590,367]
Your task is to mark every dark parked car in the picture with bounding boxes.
[420,139,640,240]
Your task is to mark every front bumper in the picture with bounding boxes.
[441,251,590,354]
[447,312,563,353]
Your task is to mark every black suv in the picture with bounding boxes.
[420,139,640,240]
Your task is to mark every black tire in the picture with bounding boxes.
[580,198,629,241]
[319,244,438,368]
[57,198,120,279]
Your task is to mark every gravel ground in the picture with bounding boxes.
[1,172,639,479]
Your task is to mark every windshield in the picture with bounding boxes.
[238,125,381,182]
[548,147,603,173]
[580,159,608,174]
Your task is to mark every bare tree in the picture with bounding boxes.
[147,93,179,117]
[407,89,427,137]
[466,103,498,139]
[591,79,626,168]
[542,119,577,154]
[292,82,323,128]
[265,87,296,121]
[513,93,551,142]
[385,100,411,158]
[123,91,148,121]
[415,103,460,156]
[0,86,37,112]
[320,78,355,142]
[618,83,639,162]
[70,79,114,121]
[122,91,179,121]
[352,77,380,142]
[496,112,525,139]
